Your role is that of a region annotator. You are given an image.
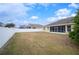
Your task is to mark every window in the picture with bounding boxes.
[58,26,65,32]
[67,25,71,32]
[50,25,65,32]
[50,26,54,32]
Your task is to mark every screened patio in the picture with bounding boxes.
[50,25,71,33]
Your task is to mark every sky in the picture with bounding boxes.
[0,3,79,27]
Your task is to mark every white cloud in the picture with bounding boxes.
[24,3,37,8]
[30,16,39,20]
[69,3,79,8]
[71,13,76,17]
[55,8,71,16]
[46,16,69,24]
[0,4,31,16]
[38,3,56,8]
[39,3,50,7]
[0,3,32,26]
[47,8,71,22]
[46,17,57,22]
[45,8,76,24]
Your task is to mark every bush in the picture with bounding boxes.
[69,31,79,45]
[69,9,79,45]
[5,23,15,28]
[74,33,79,45]
[69,31,75,39]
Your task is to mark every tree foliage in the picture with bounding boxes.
[69,9,79,45]
[5,23,15,28]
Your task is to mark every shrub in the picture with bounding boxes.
[5,23,15,28]
[69,31,75,39]
[69,9,79,45]
[69,31,79,45]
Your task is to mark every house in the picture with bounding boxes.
[19,25,27,29]
[44,17,74,34]
[25,24,43,29]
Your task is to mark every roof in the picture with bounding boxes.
[46,17,73,26]
[26,24,43,28]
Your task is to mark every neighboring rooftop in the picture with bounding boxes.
[46,17,73,26]
[26,24,43,27]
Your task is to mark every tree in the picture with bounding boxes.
[69,9,79,45]
[5,23,15,28]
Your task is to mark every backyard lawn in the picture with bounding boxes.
[1,32,79,55]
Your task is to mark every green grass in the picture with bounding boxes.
[1,32,79,55]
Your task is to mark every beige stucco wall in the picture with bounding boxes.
[71,25,74,31]
[44,26,50,32]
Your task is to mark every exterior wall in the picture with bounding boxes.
[44,26,50,32]
[31,27,43,30]
[71,25,74,31]
[65,24,73,33]
[44,24,73,34]
[65,25,67,33]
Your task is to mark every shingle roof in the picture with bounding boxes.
[26,24,43,28]
[46,17,73,26]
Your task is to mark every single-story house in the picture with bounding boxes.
[25,24,43,29]
[44,17,74,34]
